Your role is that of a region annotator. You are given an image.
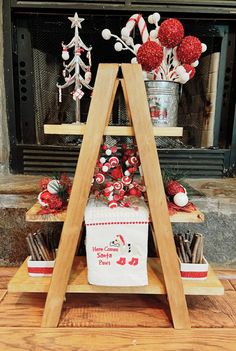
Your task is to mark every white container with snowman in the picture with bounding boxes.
[85,198,149,286]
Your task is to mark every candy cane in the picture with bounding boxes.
[121,14,149,44]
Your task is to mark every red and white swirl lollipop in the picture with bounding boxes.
[113,181,123,190]
[125,156,138,166]
[102,162,111,173]
[95,172,105,184]
[109,156,119,167]
[122,176,131,185]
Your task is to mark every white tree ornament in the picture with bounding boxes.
[57,12,93,123]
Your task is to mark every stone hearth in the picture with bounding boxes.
[0,175,235,267]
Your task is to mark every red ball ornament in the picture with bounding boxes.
[113,194,121,201]
[137,41,163,72]
[103,189,111,197]
[165,180,185,196]
[111,146,117,153]
[183,64,196,79]
[128,167,136,174]
[158,18,184,48]
[177,36,202,64]
[135,190,142,198]
[129,188,138,196]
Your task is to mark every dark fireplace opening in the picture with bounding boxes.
[4,2,236,176]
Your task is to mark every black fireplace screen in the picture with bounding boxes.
[5,6,236,175]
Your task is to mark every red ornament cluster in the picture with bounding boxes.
[37,173,72,214]
[164,179,195,214]
[137,41,163,72]
[158,18,184,48]
[91,144,146,208]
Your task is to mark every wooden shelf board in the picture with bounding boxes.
[26,203,204,223]
[25,203,66,222]
[170,209,204,223]
[8,257,224,296]
[44,124,183,137]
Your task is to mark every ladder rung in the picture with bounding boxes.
[44,124,183,137]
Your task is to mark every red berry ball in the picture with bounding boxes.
[177,36,202,64]
[137,41,163,72]
[129,188,137,196]
[158,18,184,48]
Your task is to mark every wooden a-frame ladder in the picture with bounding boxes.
[41,63,191,329]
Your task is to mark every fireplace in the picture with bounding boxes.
[3,1,236,176]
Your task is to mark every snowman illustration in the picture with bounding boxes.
[110,234,139,266]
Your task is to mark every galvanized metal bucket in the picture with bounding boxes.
[145,80,180,127]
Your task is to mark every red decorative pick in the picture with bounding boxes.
[137,41,163,72]
[158,18,184,48]
[176,36,202,64]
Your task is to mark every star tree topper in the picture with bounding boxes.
[68,12,84,29]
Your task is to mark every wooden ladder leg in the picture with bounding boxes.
[122,64,191,329]
[41,64,119,327]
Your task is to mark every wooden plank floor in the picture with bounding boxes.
[0,267,236,350]
[0,327,236,351]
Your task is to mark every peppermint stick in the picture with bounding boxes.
[121,14,149,44]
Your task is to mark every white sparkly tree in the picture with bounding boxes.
[57,12,93,124]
